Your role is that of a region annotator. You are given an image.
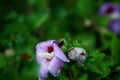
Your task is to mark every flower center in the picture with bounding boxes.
[46,46,54,61]
[38,46,54,61]
[38,52,54,60]
[47,46,54,53]
[106,6,115,14]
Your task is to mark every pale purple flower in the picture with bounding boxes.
[99,3,120,20]
[99,3,120,34]
[36,40,69,80]
[108,19,120,34]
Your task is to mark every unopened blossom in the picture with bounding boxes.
[99,3,120,20]
[108,19,120,34]
[68,47,87,64]
[36,40,69,80]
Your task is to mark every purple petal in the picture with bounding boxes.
[53,43,69,62]
[36,40,56,50]
[115,5,120,12]
[109,19,120,34]
[36,45,45,64]
[48,57,64,77]
[39,60,49,79]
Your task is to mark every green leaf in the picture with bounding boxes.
[86,63,101,73]
[78,74,88,80]
[96,15,110,27]
[85,51,111,79]
[111,35,120,66]
[75,0,94,18]
[28,12,49,29]
[0,54,7,68]
[21,63,39,80]
[35,13,49,28]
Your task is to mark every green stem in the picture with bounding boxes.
[67,64,73,80]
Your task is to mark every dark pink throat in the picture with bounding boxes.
[47,46,54,53]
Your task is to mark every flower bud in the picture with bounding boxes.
[68,47,88,64]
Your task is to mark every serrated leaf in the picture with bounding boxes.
[86,63,100,73]
[86,51,111,78]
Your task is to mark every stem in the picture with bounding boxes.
[67,64,73,80]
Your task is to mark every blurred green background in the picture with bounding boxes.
[0,0,120,80]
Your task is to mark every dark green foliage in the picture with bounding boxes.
[0,0,120,80]
[61,41,111,80]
